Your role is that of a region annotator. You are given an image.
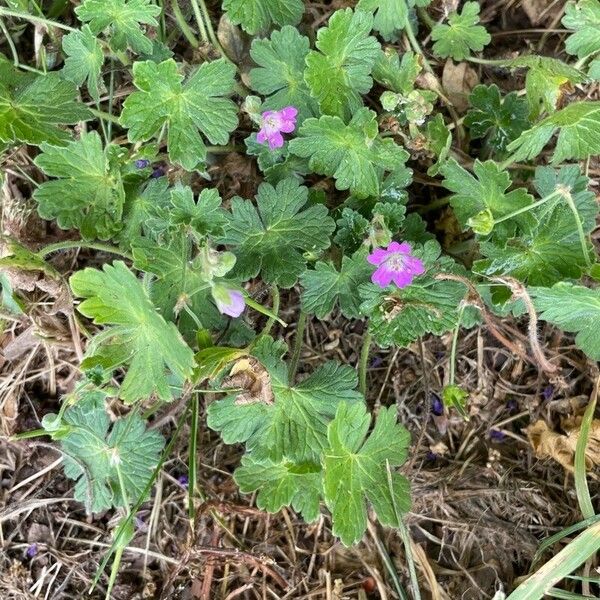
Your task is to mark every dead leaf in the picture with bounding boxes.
[521,0,560,25]
[526,419,600,472]
[442,60,479,113]
[222,356,274,405]
[217,14,250,66]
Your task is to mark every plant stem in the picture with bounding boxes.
[359,330,373,397]
[449,303,466,386]
[196,0,234,66]
[0,6,77,31]
[188,392,204,522]
[0,18,20,66]
[89,107,121,125]
[492,189,563,225]
[288,310,307,384]
[404,4,464,143]
[188,0,209,43]
[261,285,280,337]
[563,189,593,268]
[38,240,133,260]
[172,0,199,48]
[466,55,514,66]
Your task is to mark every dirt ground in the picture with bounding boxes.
[1,0,599,599]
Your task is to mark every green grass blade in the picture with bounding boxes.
[574,377,598,519]
[507,521,600,600]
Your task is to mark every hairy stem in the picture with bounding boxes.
[171,0,199,48]
[0,6,77,31]
[288,310,307,385]
[261,285,280,337]
[38,240,133,261]
[359,330,373,397]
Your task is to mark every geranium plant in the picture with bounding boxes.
[2,0,600,597]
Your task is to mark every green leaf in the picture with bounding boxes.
[119,178,171,244]
[207,348,363,463]
[289,108,409,199]
[334,208,370,252]
[249,26,318,122]
[323,402,411,546]
[300,251,372,319]
[562,0,600,59]
[33,131,125,240]
[235,455,322,522]
[43,391,164,513]
[0,57,91,147]
[222,0,304,35]
[357,0,408,41]
[218,178,335,288]
[304,8,381,121]
[431,2,491,61]
[70,261,195,403]
[425,113,452,176]
[194,346,248,382]
[75,0,161,54]
[442,384,469,418]
[507,101,600,164]
[0,272,24,314]
[465,84,529,154]
[61,25,105,102]
[476,166,597,286]
[120,59,238,170]
[131,234,222,330]
[508,56,586,118]
[360,241,471,347]
[440,158,533,236]
[373,49,421,94]
[530,283,600,360]
[169,185,227,238]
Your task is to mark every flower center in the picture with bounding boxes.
[385,253,406,272]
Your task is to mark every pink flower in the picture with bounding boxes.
[367,242,425,288]
[212,285,246,318]
[256,107,298,149]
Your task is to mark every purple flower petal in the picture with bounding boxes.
[135,159,150,169]
[371,265,395,287]
[280,106,298,121]
[267,131,284,149]
[26,544,38,558]
[257,107,297,150]
[367,247,391,265]
[431,394,444,416]
[367,241,426,289]
[215,289,246,318]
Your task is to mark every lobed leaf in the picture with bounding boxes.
[61,26,105,102]
[43,391,164,513]
[304,9,381,121]
[249,26,318,122]
[530,283,600,360]
[289,108,409,199]
[70,261,195,403]
[120,59,238,170]
[0,57,91,147]
[431,2,491,61]
[507,101,600,164]
[218,178,335,288]
[223,0,304,35]
[33,131,125,240]
[300,251,372,319]
[323,402,411,545]
[75,0,161,54]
